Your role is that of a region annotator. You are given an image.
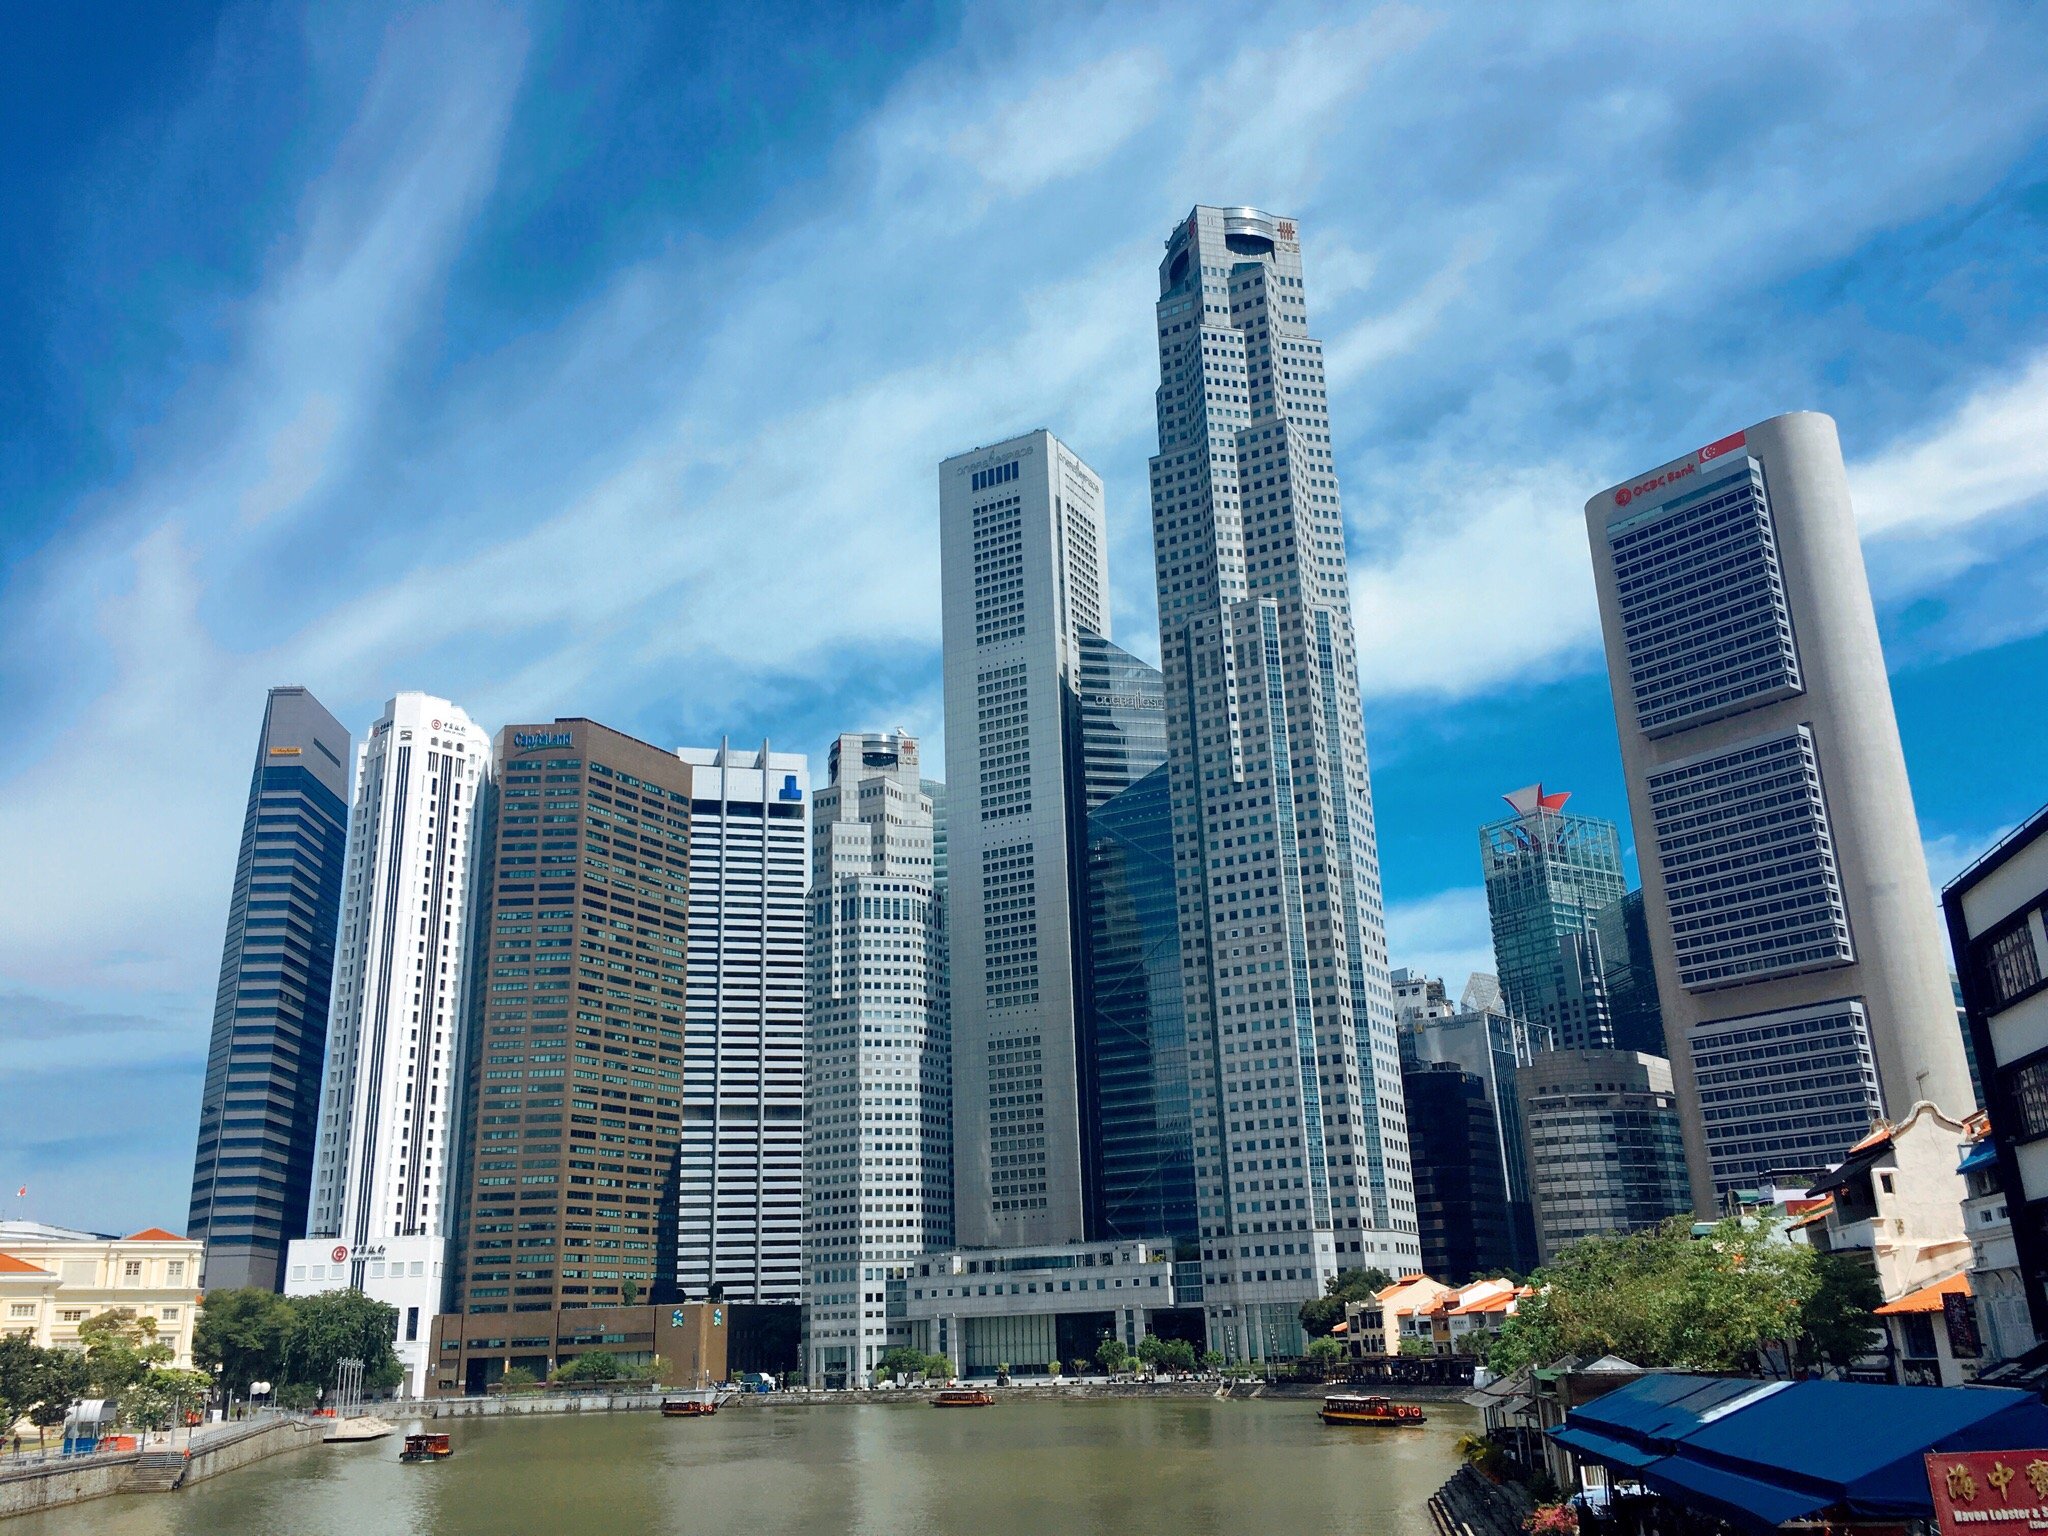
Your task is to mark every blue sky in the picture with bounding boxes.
[4,1,2047,1236]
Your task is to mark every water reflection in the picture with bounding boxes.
[11,1396,1473,1536]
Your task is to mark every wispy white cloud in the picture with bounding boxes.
[3,0,2046,1232]
[1385,885,1495,994]
[1853,349,2048,539]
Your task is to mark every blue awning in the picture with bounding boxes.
[1639,1457,1830,1533]
[1959,1139,1999,1174]
[1550,1374,2048,1527]
[1550,1425,1661,1476]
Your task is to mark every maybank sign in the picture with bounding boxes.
[514,730,573,751]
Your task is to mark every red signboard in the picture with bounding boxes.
[1926,1451,2048,1533]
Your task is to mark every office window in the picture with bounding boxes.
[1980,918,2045,1011]
[2009,1059,2048,1142]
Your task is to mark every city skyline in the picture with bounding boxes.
[6,3,2048,1232]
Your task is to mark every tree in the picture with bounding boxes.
[119,1369,211,1434]
[620,1277,642,1308]
[1095,1337,1130,1375]
[552,1351,625,1383]
[282,1290,402,1397]
[1398,1338,1431,1358]
[1070,1358,1091,1377]
[0,1334,42,1438]
[1486,1216,1833,1376]
[78,1310,171,1397]
[1158,1339,1197,1374]
[1299,1266,1396,1338]
[499,1367,541,1392]
[1799,1251,1884,1371]
[1304,1336,1346,1378]
[1046,1359,1061,1378]
[193,1288,296,1398]
[1199,1350,1224,1373]
[1135,1334,1167,1374]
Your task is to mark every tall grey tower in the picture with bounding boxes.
[940,429,1111,1249]
[804,731,950,1387]
[1149,205,1418,1360]
[189,687,351,1292]
[1587,411,1974,1206]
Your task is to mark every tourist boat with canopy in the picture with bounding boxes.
[1319,1393,1426,1426]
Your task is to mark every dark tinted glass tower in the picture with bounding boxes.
[1074,632,1195,1244]
[1401,1062,1515,1281]
[188,686,351,1291]
[1594,890,1666,1058]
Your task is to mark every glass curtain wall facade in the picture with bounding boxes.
[1516,1049,1691,1263]
[1480,787,1628,1052]
[1148,205,1419,1363]
[1074,631,1196,1247]
[1594,890,1667,1058]
[1402,1062,1516,1282]
[189,686,351,1293]
[448,720,689,1350]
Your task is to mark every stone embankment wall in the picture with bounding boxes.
[1428,1464,1537,1536]
[0,1418,318,1521]
[0,1454,140,1520]
[183,1419,320,1485]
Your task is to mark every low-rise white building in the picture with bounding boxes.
[1959,1113,2037,1364]
[0,1222,203,1368]
[901,1239,1181,1376]
[1802,1101,1971,1304]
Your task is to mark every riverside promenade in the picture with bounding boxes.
[0,1416,321,1520]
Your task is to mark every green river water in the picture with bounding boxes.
[12,1395,1473,1536]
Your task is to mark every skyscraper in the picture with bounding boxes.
[1148,205,1418,1359]
[1402,1062,1516,1282]
[675,741,809,1304]
[1480,785,1629,1052]
[440,718,690,1394]
[1396,988,1551,1274]
[803,732,949,1386]
[1077,633,1195,1244]
[1593,889,1667,1058]
[285,694,490,1394]
[1517,1049,1691,1262]
[189,687,351,1293]
[1586,412,1974,1205]
[939,429,1111,1250]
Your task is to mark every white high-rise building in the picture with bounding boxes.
[939,428,1112,1250]
[1148,206,1418,1359]
[287,693,491,1396]
[1586,412,1973,1206]
[803,732,950,1386]
[674,740,809,1303]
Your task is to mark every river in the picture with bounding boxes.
[12,1395,1475,1536]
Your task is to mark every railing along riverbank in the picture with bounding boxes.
[0,1414,320,1520]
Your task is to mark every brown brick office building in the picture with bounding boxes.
[433,718,694,1395]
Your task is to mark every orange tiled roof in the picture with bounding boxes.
[0,1252,53,1276]
[1875,1272,1972,1315]
[123,1227,185,1242]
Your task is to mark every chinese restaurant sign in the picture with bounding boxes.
[1927,1452,2048,1532]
